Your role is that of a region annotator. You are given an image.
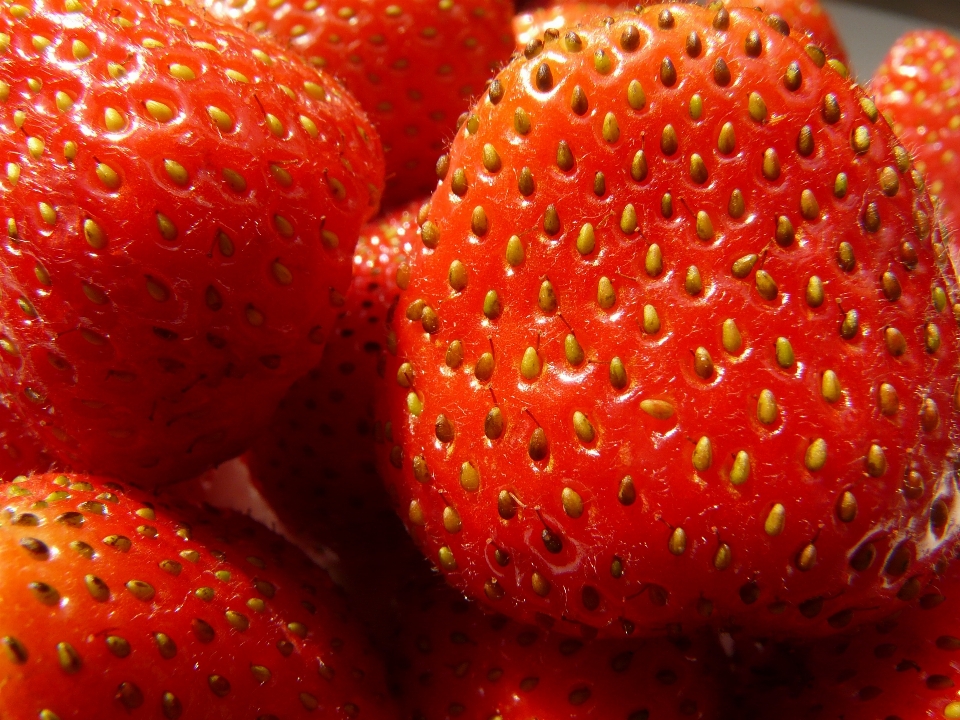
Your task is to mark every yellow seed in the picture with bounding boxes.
[730,451,750,485]
[714,544,732,570]
[299,115,318,137]
[602,112,619,143]
[762,148,781,180]
[866,444,886,477]
[805,438,827,471]
[755,270,778,301]
[852,125,871,154]
[55,90,74,113]
[718,122,736,154]
[83,219,106,249]
[448,260,468,292]
[642,304,660,334]
[222,169,246,193]
[3,163,17,185]
[38,202,57,225]
[96,163,120,190]
[627,79,645,109]
[442,506,461,534]
[796,544,817,571]
[800,189,820,220]
[562,487,583,518]
[207,106,234,132]
[156,213,177,241]
[104,108,125,132]
[460,462,480,492]
[265,114,284,137]
[482,143,501,173]
[271,260,292,285]
[764,504,785,536]
[837,491,857,523]
[63,141,77,161]
[696,211,714,241]
[572,411,594,443]
[225,69,249,83]
[749,91,767,122]
[722,319,742,355]
[32,35,51,51]
[438,547,456,570]
[145,100,174,123]
[597,276,616,309]
[538,280,556,313]
[757,314,786,352]
[27,136,44,159]
[521,347,541,380]
[609,357,627,390]
[506,235,524,266]
[640,399,673,419]
[692,436,712,471]
[576,224,595,255]
[668,527,687,555]
[564,334,584,366]
[169,63,196,81]
[757,389,778,425]
[645,244,663,277]
[620,204,638,234]
[164,160,188,186]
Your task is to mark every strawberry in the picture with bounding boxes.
[203,0,516,208]
[389,574,729,719]
[0,473,397,719]
[375,3,960,639]
[872,31,960,261]
[726,567,960,719]
[0,0,384,486]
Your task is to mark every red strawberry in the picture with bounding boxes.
[0,473,397,719]
[203,0,516,207]
[243,200,430,627]
[872,31,960,259]
[0,0,384,486]
[389,574,729,719]
[726,568,960,719]
[375,3,960,639]
[725,0,848,68]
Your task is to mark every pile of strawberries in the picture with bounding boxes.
[2,0,960,717]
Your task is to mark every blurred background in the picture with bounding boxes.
[823,0,960,76]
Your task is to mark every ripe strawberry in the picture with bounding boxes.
[203,0,516,208]
[0,0,384,486]
[872,31,960,256]
[726,568,960,719]
[390,574,729,719]
[376,3,960,639]
[0,473,397,719]
[243,201,427,617]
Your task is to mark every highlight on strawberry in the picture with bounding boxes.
[0,473,397,719]
[0,0,385,486]
[376,2,960,639]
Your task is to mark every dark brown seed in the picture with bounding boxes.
[535,63,553,91]
[745,30,762,56]
[686,31,702,57]
[713,57,731,86]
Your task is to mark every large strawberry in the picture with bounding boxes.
[390,574,729,720]
[203,0,515,207]
[0,0,384,486]
[0,473,397,719]
[872,31,960,260]
[725,567,960,719]
[376,3,960,639]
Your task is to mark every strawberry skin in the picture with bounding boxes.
[0,398,53,479]
[376,3,960,639]
[872,31,960,258]
[391,574,729,720]
[0,473,396,719]
[0,0,384,485]
[203,0,516,207]
[726,0,848,68]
